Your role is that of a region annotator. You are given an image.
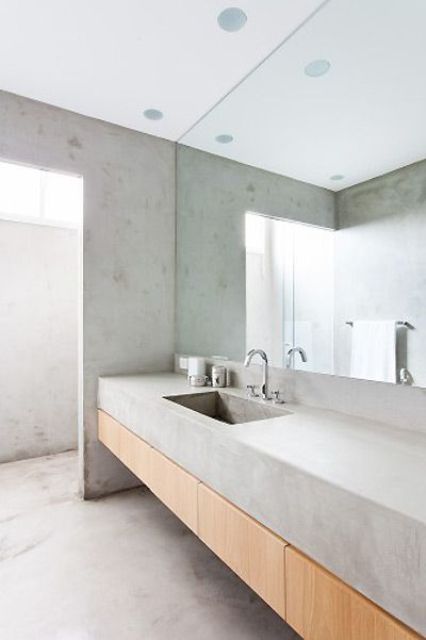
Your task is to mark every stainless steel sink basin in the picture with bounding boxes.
[164,391,291,425]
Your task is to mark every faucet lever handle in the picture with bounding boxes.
[246,384,259,398]
[271,390,285,404]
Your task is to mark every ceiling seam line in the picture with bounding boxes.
[176,0,333,143]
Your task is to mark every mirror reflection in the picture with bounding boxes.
[176,0,426,387]
[245,213,334,374]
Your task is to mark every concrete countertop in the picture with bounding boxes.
[98,372,426,636]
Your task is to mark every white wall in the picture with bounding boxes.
[0,90,176,497]
[0,220,78,462]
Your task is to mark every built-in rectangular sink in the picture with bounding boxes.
[164,391,291,425]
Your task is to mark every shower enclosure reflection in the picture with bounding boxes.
[245,213,334,373]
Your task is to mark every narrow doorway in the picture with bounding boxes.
[0,160,82,467]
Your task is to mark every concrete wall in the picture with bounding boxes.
[335,160,426,386]
[176,145,335,361]
[0,90,176,497]
[0,220,78,462]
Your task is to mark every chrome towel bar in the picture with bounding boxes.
[345,321,414,329]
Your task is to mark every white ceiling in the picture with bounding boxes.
[0,0,325,141]
[182,0,426,190]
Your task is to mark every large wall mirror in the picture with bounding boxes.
[176,0,426,387]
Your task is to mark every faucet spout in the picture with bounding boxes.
[286,346,308,369]
[244,349,269,399]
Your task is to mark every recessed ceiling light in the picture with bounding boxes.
[143,108,163,121]
[217,7,247,32]
[304,59,331,78]
[215,134,234,144]
[330,174,345,181]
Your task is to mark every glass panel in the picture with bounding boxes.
[0,161,82,228]
[245,212,265,254]
[43,171,83,227]
[245,213,294,368]
[0,161,41,219]
[245,213,334,371]
[293,225,335,374]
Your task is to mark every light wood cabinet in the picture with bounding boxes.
[119,424,151,485]
[149,447,199,534]
[98,410,198,532]
[198,483,287,619]
[285,547,422,640]
[98,410,151,484]
[98,409,422,639]
[98,410,121,458]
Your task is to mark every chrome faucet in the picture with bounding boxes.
[244,349,269,400]
[286,346,308,369]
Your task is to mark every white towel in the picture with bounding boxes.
[350,321,397,383]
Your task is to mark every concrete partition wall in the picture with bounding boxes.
[0,91,176,497]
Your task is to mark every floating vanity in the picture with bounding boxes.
[98,373,426,639]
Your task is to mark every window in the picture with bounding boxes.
[0,160,82,228]
[245,212,265,254]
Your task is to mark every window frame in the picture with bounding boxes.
[0,159,83,230]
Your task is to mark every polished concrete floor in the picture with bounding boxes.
[0,451,300,640]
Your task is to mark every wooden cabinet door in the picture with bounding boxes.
[198,482,249,579]
[119,425,151,485]
[198,483,287,619]
[285,547,422,640]
[98,410,151,484]
[98,410,121,458]
[149,448,199,534]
